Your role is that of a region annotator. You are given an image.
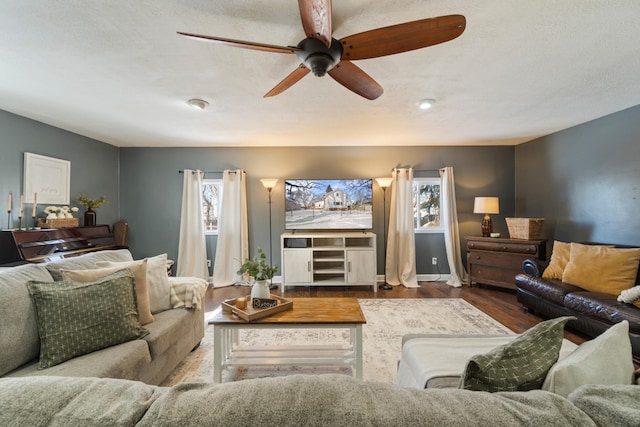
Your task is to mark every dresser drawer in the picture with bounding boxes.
[467,240,539,255]
[468,250,528,269]
[468,264,518,289]
[466,236,547,290]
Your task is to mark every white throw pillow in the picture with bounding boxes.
[542,321,634,397]
[97,253,171,313]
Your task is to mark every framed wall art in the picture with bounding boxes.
[23,152,71,204]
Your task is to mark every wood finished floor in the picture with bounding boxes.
[204,281,588,345]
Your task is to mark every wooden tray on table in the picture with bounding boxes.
[221,294,293,322]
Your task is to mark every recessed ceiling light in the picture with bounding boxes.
[417,98,436,110]
[187,98,209,110]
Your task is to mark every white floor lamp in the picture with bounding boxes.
[260,178,279,290]
[375,177,393,290]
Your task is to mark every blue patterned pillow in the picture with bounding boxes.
[27,269,149,369]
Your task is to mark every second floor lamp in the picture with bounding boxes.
[261,178,279,290]
[376,177,393,290]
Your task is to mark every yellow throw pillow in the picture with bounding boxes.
[60,259,154,325]
[562,244,640,295]
[542,241,572,279]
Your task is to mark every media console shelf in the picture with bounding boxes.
[281,232,377,293]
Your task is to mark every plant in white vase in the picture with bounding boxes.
[237,248,279,300]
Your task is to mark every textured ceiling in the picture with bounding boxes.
[1,1,640,147]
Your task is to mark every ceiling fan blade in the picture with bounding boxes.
[264,65,311,97]
[328,60,383,100]
[177,31,301,54]
[339,15,466,60]
[298,0,332,47]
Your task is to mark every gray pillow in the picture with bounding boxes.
[459,316,574,392]
[45,249,134,280]
[27,269,149,369]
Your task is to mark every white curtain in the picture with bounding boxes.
[177,169,208,280]
[212,169,248,288]
[440,167,468,287]
[386,168,418,288]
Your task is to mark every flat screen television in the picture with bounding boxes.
[284,179,373,230]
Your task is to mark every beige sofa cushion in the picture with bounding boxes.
[6,339,152,381]
[61,259,154,325]
[0,264,54,376]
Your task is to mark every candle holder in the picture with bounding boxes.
[6,210,10,229]
[32,216,37,230]
[18,216,23,230]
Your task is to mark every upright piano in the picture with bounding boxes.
[0,225,119,266]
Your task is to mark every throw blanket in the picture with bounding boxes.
[169,277,208,309]
[568,384,640,426]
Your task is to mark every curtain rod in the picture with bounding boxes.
[391,168,443,173]
[177,170,236,175]
[416,169,444,173]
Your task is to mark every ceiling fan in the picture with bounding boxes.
[178,0,465,100]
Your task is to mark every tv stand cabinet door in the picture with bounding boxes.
[346,249,376,284]
[283,249,312,284]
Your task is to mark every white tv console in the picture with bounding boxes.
[281,232,377,293]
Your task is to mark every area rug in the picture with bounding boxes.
[161,298,513,386]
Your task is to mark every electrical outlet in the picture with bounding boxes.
[207,259,211,268]
[432,257,438,265]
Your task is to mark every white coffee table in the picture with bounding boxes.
[210,297,366,383]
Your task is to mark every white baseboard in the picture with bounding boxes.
[221,275,451,288]
[376,274,451,283]
[207,276,282,283]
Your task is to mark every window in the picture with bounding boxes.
[202,179,222,234]
[413,177,443,233]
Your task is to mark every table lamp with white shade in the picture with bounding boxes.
[473,197,499,237]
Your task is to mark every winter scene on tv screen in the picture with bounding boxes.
[285,179,373,230]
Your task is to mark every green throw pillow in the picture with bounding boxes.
[459,316,575,392]
[27,269,149,369]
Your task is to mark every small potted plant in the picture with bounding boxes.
[76,195,108,226]
[237,248,279,300]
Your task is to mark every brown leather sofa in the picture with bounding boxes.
[515,254,640,359]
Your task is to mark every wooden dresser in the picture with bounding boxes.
[466,236,547,290]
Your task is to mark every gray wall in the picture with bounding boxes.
[0,110,120,229]
[119,146,515,275]
[6,100,639,274]
[515,104,640,246]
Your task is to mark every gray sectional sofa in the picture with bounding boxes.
[1,374,640,426]
[0,249,205,385]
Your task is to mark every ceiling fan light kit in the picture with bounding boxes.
[187,98,209,110]
[295,37,343,77]
[418,98,436,110]
[178,1,465,100]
